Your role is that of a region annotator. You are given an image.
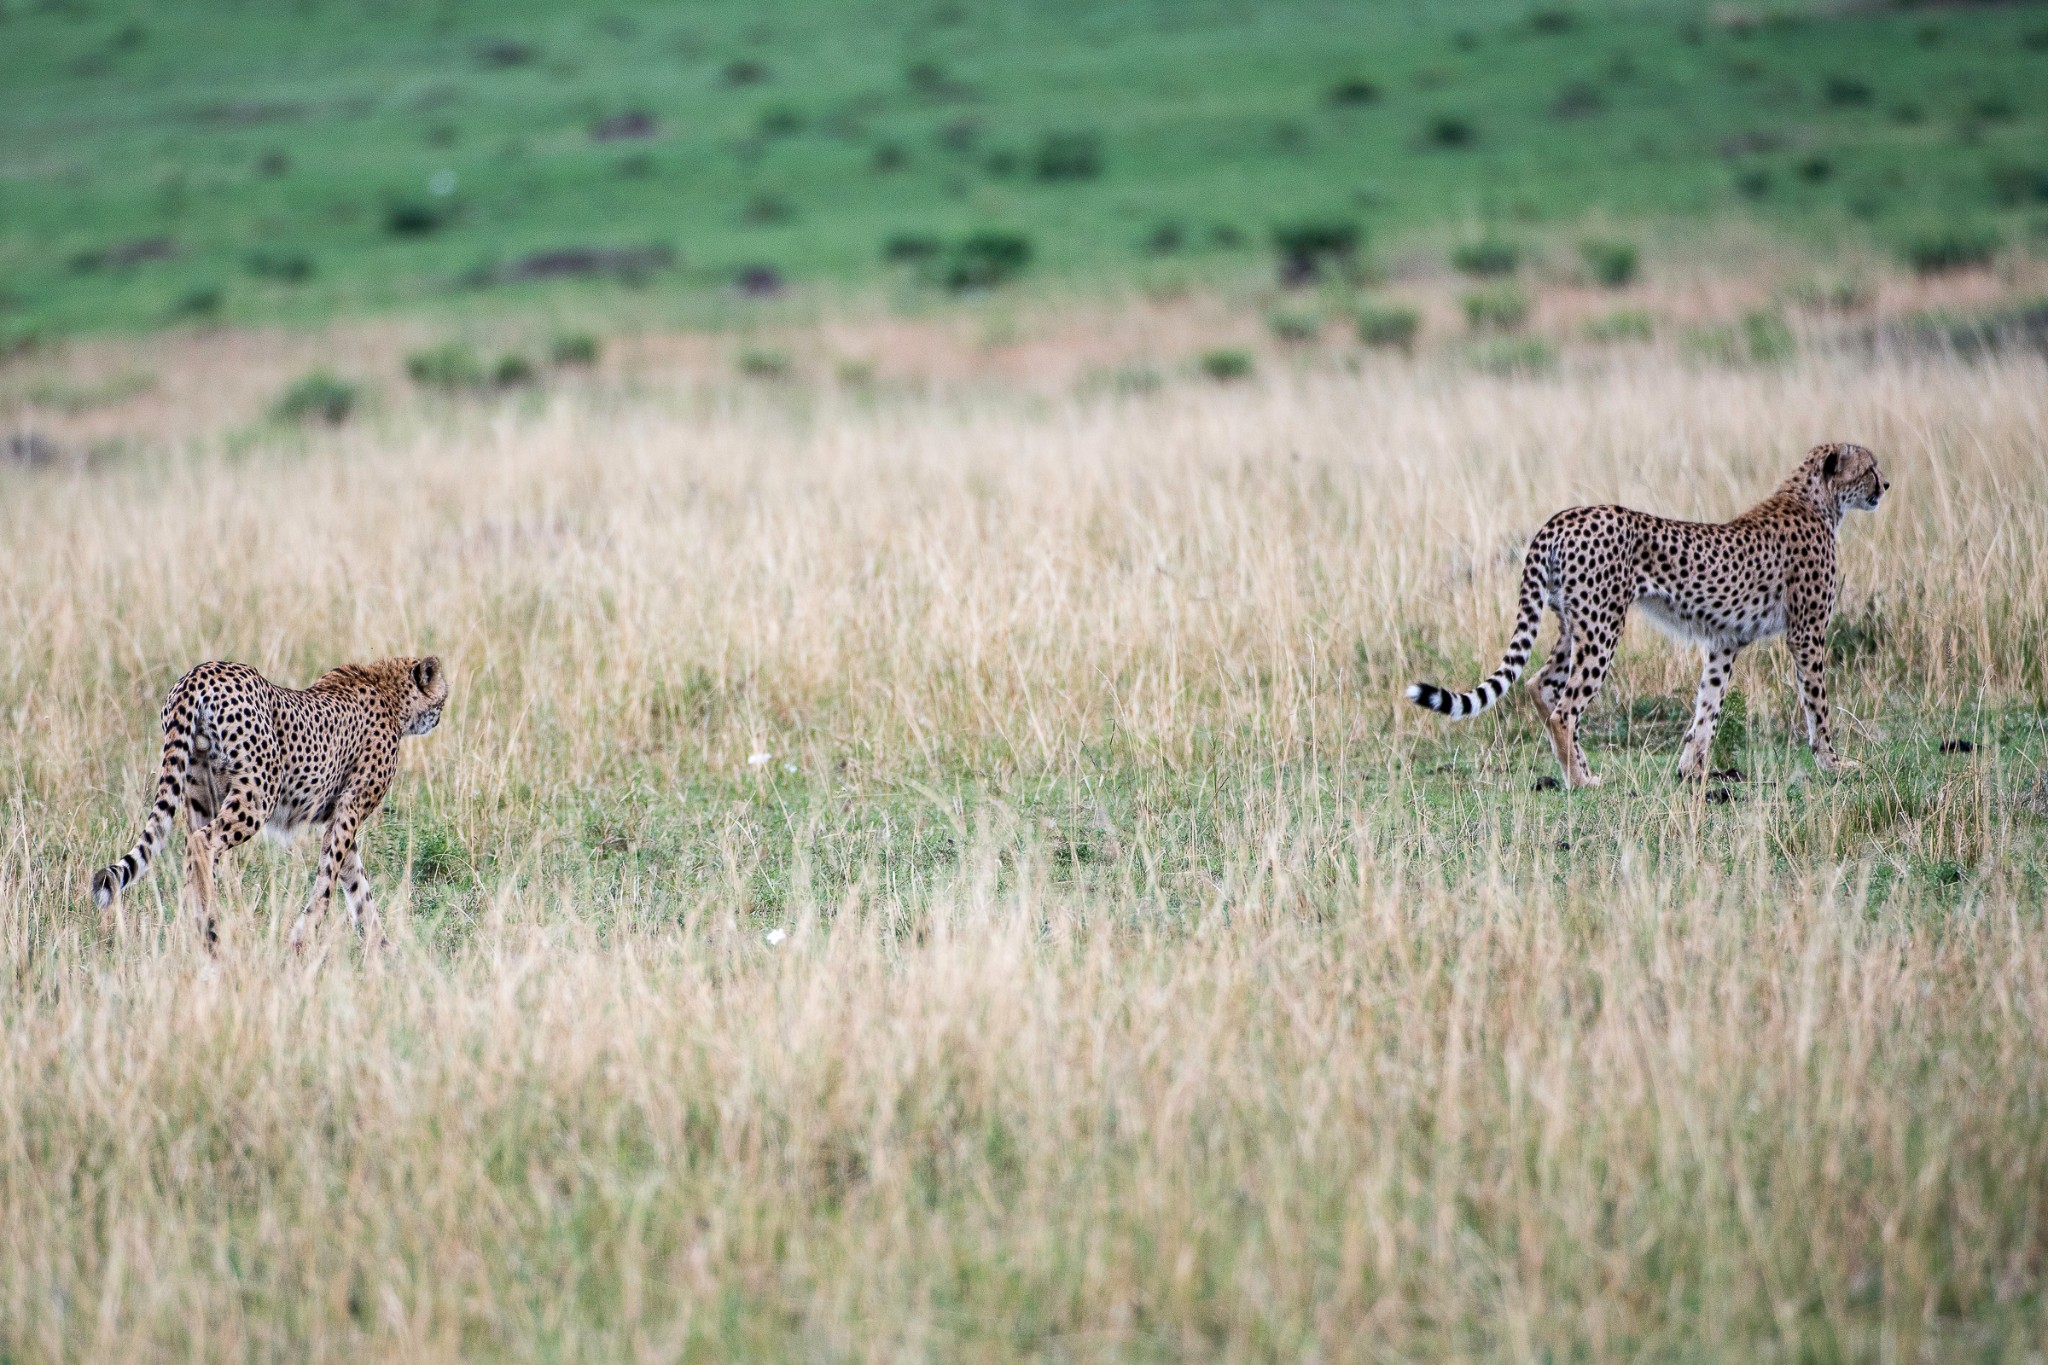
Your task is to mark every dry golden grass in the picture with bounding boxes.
[2,327,2047,1360]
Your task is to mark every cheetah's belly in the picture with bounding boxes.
[1636,593,1786,648]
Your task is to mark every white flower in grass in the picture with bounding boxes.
[747,751,771,767]
[764,928,787,946]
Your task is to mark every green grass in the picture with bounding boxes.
[4,0,2047,337]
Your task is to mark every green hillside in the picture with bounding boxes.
[2,0,2046,336]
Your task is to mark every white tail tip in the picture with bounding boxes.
[1404,684,1423,702]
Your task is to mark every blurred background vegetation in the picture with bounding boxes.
[2,0,2046,342]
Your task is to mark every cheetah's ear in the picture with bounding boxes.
[412,657,440,692]
[1820,447,1840,480]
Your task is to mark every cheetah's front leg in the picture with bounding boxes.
[1789,623,1857,773]
[1677,642,1742,780]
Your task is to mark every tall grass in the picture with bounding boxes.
[2,339,2047,1358]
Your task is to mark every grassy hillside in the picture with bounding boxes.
[3,0,2047,336]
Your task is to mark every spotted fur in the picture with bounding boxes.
[92,656,448,950]
[1406,443,1887,788]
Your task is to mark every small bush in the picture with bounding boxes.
[492,354,536,387]
[1550,82,1606,120]
[1462,285,1529,332]
[1271,219,1361,286]
[1355,305,1420,352]
[1327,79,1380,108]
[407,342,486,390]
[1528,9,1578,35]
[385,198,454,236]
[929,231,1033,291]
[723,58,769,86]
[169,284,223,320]
[1579,238,1638,288]
[549,332,601,366]
[1900,225,1999,275]
[1734,168,1773,201]
[272,371,358,425]
[1989,163,2048,208]
[1141,222,1185,256]
[737,348,793,379]
[1468,337,1556,376]
[1032,130,1103,182]
[1797,155,1833,184]
[874,234,936,268]
[871,141,908,172]
[1198,349,1254,382]
[246,248,314,283]
[1424,115,1475,149]
[1584,309,1653,342]
[1452,237,1520,278]
[1970,93,2015,123]
[1822,75,1872,108]
[744,193,794,225]
[1267,311,1321,344]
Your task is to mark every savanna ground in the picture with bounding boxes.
[7,0,2048,1359]
[3,300,2047,1360]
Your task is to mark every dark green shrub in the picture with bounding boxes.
[549,332,601,366]
[737,348,793,379]
[1584,309,1653,342]
[1198,349,1253,381]
[246,248,314,283]
[272,371,359,425]
[1971,93,2015,123]
[930,231,1033,291]
[407,342,486,390]
[1550,82,1606,120]
[385,198,453,236]
[1823,75,1872,107]
[1452,237,1520,278]
[1355,305,1420,351]
[1032,130,1102,182]
[723,58,769,85]
[492,354,536,387]
[1424,115,1475,148]
[1989,163,2048,208]
[169,285,223,320]
[1735,168,1773,200]
[1271,219,1360,286]
[882,233,941,263]
[1900,225,1999,274]
[1267,311,1320,344]
[1462,285,1528,332]
[1579,238,1639,288]
[1797,155,1833,184]
[1327,79,1380,107]
[1528,9,1578,35]
[1141,222,1185,256]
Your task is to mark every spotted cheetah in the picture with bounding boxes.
[92,656,448,951]
[1406,443,1887,788]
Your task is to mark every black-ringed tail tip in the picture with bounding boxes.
[1405,677,1510,718]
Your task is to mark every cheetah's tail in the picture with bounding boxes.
[92,677,200,909]
[1405,535,1549,721]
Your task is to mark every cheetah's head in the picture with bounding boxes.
[1812,442,1887,516]
[404,656,449,737]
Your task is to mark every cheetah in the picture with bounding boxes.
[92,656,448,951]
[1405,443,1888,788]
